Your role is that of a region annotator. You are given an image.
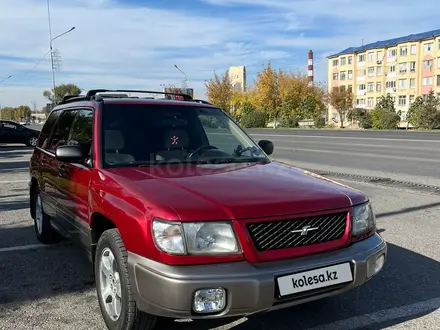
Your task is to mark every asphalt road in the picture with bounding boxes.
[1,145,439,330]
[247,129,440,186]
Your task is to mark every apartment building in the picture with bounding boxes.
[327,28,440,126]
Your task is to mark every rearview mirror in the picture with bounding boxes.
[55,145,86,163]
[258,139,274,156]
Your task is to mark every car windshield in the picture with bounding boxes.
[101,102,270,167]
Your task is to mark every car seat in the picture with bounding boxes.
[156,128,190,161]
[104,130,135,164]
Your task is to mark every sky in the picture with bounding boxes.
[0,0,439,109]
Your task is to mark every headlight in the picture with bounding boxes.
[352,202,376,236]
[152,219,240,255]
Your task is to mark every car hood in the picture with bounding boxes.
[107,161,367,221]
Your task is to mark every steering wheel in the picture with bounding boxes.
[188,145,218,158]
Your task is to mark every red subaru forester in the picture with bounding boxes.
[29,90,387,330]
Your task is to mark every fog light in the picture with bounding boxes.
[373,254,385,275]
[193,288,226,314]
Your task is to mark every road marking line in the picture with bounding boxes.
[0,243,55,253]
[248,133,440,143]
[304,296,440,330]
[0,180,28,183]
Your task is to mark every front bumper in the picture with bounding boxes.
[127,233,387,319]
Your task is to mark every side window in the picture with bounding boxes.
[67,109,93,155]
[47,110,78,153]
[37,110,61,149]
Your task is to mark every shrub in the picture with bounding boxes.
[240,110,267,128]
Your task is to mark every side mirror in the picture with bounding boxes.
[258,139,274,156]
[55,145,86,163]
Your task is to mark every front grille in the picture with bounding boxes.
[246,212,347,251]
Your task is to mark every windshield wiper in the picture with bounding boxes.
[198,157,266,164]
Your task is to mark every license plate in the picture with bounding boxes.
[277,262,353,296]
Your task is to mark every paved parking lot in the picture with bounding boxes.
[0,145,439,330]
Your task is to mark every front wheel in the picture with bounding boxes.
[95,229,157,330]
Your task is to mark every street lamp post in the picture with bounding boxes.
[174,65,187,91]
[0,75,12,120]
[47,0,75,105]
[49,27,75,104]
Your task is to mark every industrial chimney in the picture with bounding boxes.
[308,50,314,87]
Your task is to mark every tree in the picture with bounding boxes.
[347,108,372,129]
[0,105,31,121]
[407,90,440,129]
[205,70,234,112]
[252,62,326,127]
[371,94,401,129]
[253,61,282,124]
[43,83,82,104]
[327,87,354,128]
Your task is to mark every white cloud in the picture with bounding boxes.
[1,0,439,108]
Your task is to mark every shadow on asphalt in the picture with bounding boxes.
[0,161,30,174]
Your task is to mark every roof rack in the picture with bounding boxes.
[192,99,212,105]
[57,89,194,105]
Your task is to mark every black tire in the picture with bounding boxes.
[33,187,59,244]
[95,229,157,330]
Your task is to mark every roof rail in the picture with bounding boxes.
[57,89,194,105]
[85,89,193,101]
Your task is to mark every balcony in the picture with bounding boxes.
[357,76,366,81]
[386,72,396,78]
[357,90,366,96]
[357,61,366,67]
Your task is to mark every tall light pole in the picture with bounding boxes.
[47,0,75,105]
[0,75,12,120]
[174,65,187,91]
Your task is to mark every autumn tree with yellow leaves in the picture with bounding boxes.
[204,70,234,112]
[253,61,326,127]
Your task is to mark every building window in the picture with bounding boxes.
[437,57,440,69]
[376,97,381,104]
[367,82,374,92]
[392,96,396,103]
[357,98,365,106]
[410,78,415,88]
[333,73,339,80]
[438,39,440,50]
[367,97,374,107]
[386,81,396,89]
[410,44,417,55]
[348,56,353,64]
[376,82,382,92]
[398,95,407,106]
[437,75,440,87]
[400,46,407,56]
[340,71,346,80]
[347,85,352,91]
[409,95,415,104]
[422,76,433,85]
[333,59,338,66]
[398,79,407,90]
[388,65,396,73]
[376,66,382,76]
[358,84,366,91]
[423,59,433,70]
[348,70,353,80]
[368,52,374,62]
[368,67,374,77]
[387,49,397,57]
[357,69,366,76]
[424,42,433,52]
[399,62,407,73]
[340,57,346,66]
[377,51,383,62]
[410,61,416,72]
[358,54,366,62]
